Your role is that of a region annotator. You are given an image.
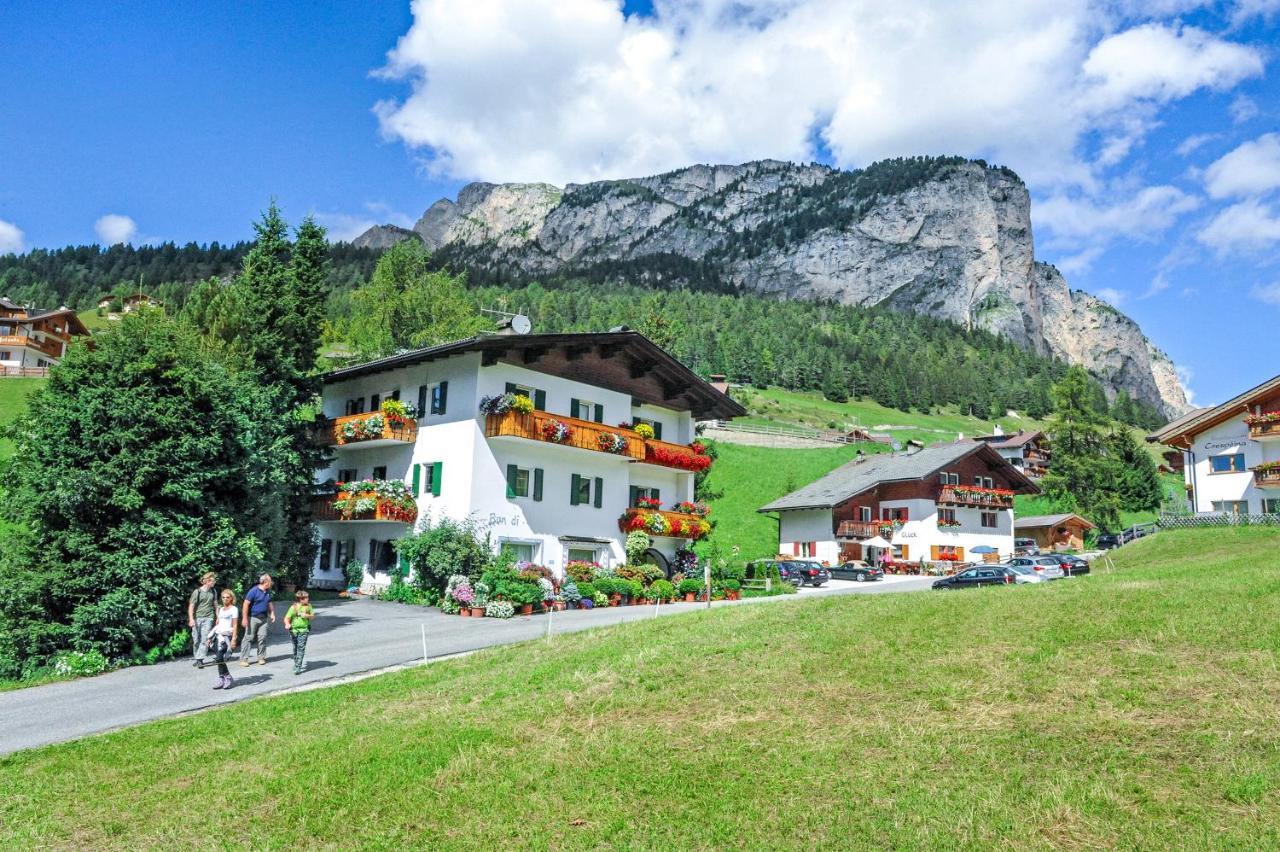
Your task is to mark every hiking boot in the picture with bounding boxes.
[239,659,250,667]
[193,659,203,668]
[257,658,267,666]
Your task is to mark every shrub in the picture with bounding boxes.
[592,591,608,607]
[677,578,702,596]
[648,579,675,601]
[593,577,617,596]
[566,560,600,583]
[625,531,650,564]
[575,581,596,599]
[485,600,515,619]
[397,515,497,594]
[592,563,617,581]
[633,423,655,440]
[560,581,582,604]
[53,649,109,678]
[624,579,644,600]
[344,558,365,589]
[722,578,741,591]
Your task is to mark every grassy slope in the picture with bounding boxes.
[702,441,865,560]
[76,308,113,332]
[4,527,1279,849]
[0,378,43,457]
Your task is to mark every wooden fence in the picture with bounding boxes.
[0,367,49,378]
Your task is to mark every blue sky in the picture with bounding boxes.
[1,1,1278,407]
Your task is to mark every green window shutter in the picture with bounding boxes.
[398,552,409,578]
[654,421,663,440]
[411,463,421,496]
[593,403,604,423]
[431,462,442,497]
[570,473,581,506]
[533,389,546,411]
[570,398,581,419]
[653,488,660,504]
[533,468,544,502]
[593,477,603,509]
[629,485,639,506]
[506,464,518,499]
[416,385,427,418]
[505,382,517,394]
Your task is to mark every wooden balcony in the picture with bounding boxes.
[312,493,417,523]
[316,412,418,448]
[938,487,1014,509]
[485,410,644,460]
[640,437,713,472]
[836,520,880,539]
[1248,419,1280,442]
[1253,468,1280,489]
[619,508,710,540]
[0,334,62,359]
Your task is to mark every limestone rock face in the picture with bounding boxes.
[350,224,419,249]
[392,159,1191,415]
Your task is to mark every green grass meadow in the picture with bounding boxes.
[0,377,44,457]
[3,527,1279,848]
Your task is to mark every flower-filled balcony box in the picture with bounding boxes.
[938,486,1015,509]
[1246,412,1280,442]
[481,394,644,460]
[314,479,417,523]
[642,438,713,472]
[317,401,419,448]
[619,506,711,541]
[1253,462,1280,489]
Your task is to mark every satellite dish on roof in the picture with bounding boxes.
[510,314,532,335]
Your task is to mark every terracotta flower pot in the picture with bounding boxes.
[458,607,469,617]
[609,595,621,607]
[684,593,695,602]
[520,603,534,616]
[470,606,485,617]
[553,601,566,611]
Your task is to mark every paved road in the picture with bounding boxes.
[0,576,932,755]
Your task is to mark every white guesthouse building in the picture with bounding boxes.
[1150,372,1280,516]
[758,442,1040,565]
[309,329,743,588]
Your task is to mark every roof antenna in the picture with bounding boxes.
[481,308,531,336]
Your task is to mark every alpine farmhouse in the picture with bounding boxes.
[0,297,91,373]
[758,442,1040,565]
[308,329,743,588]
[1150,371,1280,516]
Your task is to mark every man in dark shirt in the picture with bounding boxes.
[239,574,275,666]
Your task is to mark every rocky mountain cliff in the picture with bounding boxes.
[360,157,1189,416]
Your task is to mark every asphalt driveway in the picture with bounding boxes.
[0,575,933,755]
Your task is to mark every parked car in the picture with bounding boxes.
[784,559,831,587]
[1095,532,1122,549]
[830,560,885,582]
[1014,537,1041,556]
[1008,556,1065,579]
[1002,563,1047,584]
[746,559,804,589]
[1043,553,1090,576]
[931,565,1016,590]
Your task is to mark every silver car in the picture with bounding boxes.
[1001,563,1047,584]
[1008,556,1064,580]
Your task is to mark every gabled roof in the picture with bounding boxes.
[974,429,1044,449]
[1149,371,1280,447]
[757,441,1039,513]
[321,330,746,421]
[1015,513,1095,530]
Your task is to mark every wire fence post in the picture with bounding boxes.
[545,604,553,639]
[421,624,427,661]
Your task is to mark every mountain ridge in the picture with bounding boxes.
[359,157,1188,417]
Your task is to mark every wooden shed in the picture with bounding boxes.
[1015,513,1095,552]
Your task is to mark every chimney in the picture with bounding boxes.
[993,424,1004,436]
[904,439,924,455]
[709,373,729,394]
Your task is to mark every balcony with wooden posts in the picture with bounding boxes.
[485,409,645,460]
[618,507,710,540]
[315,411,418,449]
[836,520,882,540]
[638,436,713,473]
[0,334,62,359]
[938,486,1015,509]
[312,490,417,523]
[1247,415,1280,442]
[1253,466,1280,489]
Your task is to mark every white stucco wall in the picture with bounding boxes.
[1184,419,1279,514]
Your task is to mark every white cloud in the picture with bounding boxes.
[314,203,415,242]
[0,219,24,254]
[1231,0,1280,23]
[94,214,137,245]
[375,2,1264,191]
[1250,281,1280,305]
[1095,287,1127,305]
[1203,133,1280,199]
[1197,199,1280,252]
[1229,94,1259,123]
[1036,184,1200,243]
[1055,246,1103,274]
[1175,363,1196,406]
[1176,133,1219,156]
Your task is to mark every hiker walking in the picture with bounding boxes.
[212,589,239,690]
[239,574,275,667]
[284,591,316,676]
[187,572,217,668]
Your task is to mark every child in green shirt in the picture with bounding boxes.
[284,591,316,675]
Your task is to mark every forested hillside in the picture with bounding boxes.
[0,240,1163,427]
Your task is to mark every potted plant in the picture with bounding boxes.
[678,578,701,602]
[485,600,515,619]
[722,578,741,600]
[648,578,675,603]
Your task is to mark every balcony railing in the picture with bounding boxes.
[1254,467,1280,489]
[836,520,880,539]
[938,486,1015,509]
[0,334,62,359]
[316,411,418,448]
[641,437,712,472]
[619,507,710,540]
[1248,417,1280,442]
[485,410,645,460]
[312,491,417,523]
